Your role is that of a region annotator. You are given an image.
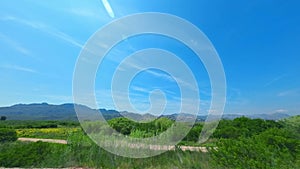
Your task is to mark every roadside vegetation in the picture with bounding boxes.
[0,116,299,168]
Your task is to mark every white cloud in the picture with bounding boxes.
[0,33,31,56]
[1,16,43,29]
[1,16,83,48]
[1,64,37,73]
[116,60,199,91]
[264,75,285,87]
[275,109,288,113]
[95,87,202,115]
[65,7,112,23]
[131,86,149,93]
[145,69,174,82]
[278,89,300,97]
[207,109,218,114]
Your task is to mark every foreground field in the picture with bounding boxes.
[17,137,208,152]
[0,141,212,169]
[0,116,299,168]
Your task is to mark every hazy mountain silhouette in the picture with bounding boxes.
[0,103,290,121]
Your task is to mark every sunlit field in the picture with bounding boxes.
[1,116,299,168]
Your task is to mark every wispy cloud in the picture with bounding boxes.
[278,88,300,97]
[275,109,288,113]
[131,86,149,93]
[264,75,285,87]
[65,8,110,23]
[116,60,199,91]
[1,64,37,73]
[146,69,199,92]
[95,87,202,115]
[0,33,31,56]
[131,85,179,99]
[145,69,174,82]
[1,16,83,48]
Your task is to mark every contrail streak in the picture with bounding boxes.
[101,0,115,18]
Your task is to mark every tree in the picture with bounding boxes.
[108,117,135,135]
[0,116,7,121]
[281,115,300,139]
[213,126,248,139]
[183,123,203,142]
[0,128,17,142]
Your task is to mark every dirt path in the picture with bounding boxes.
[17,138,208,152]
[18,138,67,144]
[179,146,208,152]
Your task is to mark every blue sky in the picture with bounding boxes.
[0,0,299,115]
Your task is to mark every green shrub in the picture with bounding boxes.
[0,128,17,142]
[210,128,300,169]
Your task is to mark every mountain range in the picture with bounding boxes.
[0,103,291,121]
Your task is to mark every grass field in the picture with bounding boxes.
[16,127,80,139]
[0,116,299,168]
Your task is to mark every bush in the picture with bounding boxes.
[0,141,67,168]
[210,128,300,169]
[0,128,17,142]
[0,116,7,121]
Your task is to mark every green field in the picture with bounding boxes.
[0,116,299,168]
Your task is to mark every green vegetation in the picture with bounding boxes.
[0,140,212,169]
[0,116,6,121]
[0,141,67,167]
[0,116,299,168]
[213,117,283,139]
[281,115,300,139]
[16,127,80,139]
[0,120,79,129]
[210,116,300,169]
[108,117,174,137]
[0,128,17,142]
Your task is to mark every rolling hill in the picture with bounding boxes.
[0,103,291,121]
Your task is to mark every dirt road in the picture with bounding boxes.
[17,137,208,152]
[18,138,67,144]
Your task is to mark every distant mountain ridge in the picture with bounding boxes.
[0,103,156,121]
[0,103,291,121]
